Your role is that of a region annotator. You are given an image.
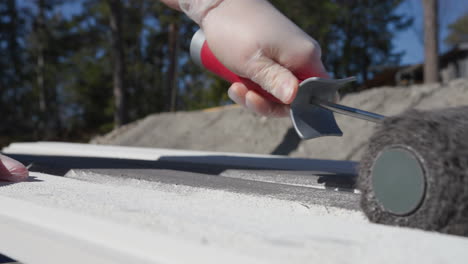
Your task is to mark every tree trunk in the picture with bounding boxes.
[36,0,49,137]
[167,19,179,112]
[422,0,439,83]
[108,0,128,127]
[35,0,61,139]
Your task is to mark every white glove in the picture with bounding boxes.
[179,0,328,117]
[178,0,224,25]
[0,154,28,182]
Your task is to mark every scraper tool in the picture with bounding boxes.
[190,29,385,139]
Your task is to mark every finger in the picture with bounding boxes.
[229,82,289,117]
[227,82,248,107]
[0,154,29,182]
[295,59,330,79]
[245,90,289,117]
[277,39,330,80]
[244,51,299,104]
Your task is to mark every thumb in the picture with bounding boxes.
[0,154,29,182]
[243,51,298,104]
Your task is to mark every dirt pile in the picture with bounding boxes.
[92,78,468,161]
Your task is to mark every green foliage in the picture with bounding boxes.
[272,0,412,86]
[0,0,412,146]
[445,12,468,46]
[0,0,38,143]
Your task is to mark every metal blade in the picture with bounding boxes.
[290,77,385,140]
[312,99,385,124]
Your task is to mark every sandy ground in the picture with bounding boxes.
[92,78,468,161]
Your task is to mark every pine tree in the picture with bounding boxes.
[445,12,468,47]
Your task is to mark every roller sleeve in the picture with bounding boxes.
[358,106,468,236]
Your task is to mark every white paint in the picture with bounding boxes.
[3,141,286,160]
[2,142,357,174]
[1,171,468,263]
[0,196,264,264]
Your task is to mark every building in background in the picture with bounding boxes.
[365,42,468,88]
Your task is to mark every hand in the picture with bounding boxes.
[0,154,29,182]
[180,0,329,117]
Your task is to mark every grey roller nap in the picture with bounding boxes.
[358,106,468,236]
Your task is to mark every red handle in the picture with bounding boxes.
[191,30,283,104]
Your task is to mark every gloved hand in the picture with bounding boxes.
[0,154,28,182]
[179,0,329,117]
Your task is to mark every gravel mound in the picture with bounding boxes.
[92,78,468,161]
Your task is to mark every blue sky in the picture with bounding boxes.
[393,0,468,65]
